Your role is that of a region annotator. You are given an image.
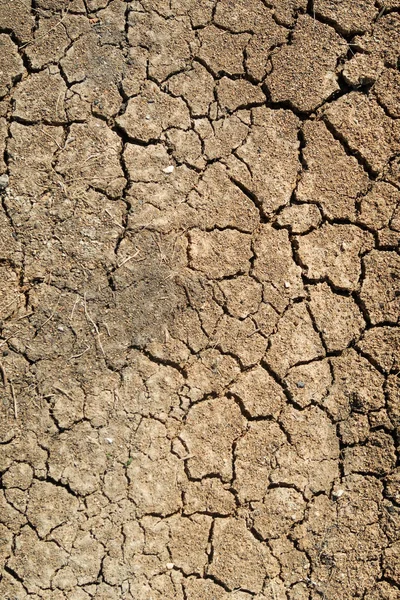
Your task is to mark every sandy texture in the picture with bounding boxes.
[0,1,399,599]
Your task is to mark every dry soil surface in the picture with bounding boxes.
[0,1,399,599]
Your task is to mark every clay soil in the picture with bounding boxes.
[0,0,400,598]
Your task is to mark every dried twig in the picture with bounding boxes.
[83,293,105,357]
[55,90,64,121]
[105,208,124,230]
[53,385,75,402]
[377,4,386,19]
[117,249,140,268]
[102,322,111,337]
[0,361,7,387]
[40,128,63,151]
[20,7,70,49]
[10,383,17,419]
[154,236,167,263]
[37,295,61,332]
[14,311,34,321]
[68,345,91,361]
[0,297,18,316]
[247,327,262,338]
[69,294,80,321]
[0,335,14,349]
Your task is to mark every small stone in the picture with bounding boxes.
[296,381,305,389]
[332,489,344,499]
[284,281,291,288]
[162,165,175,174]
[105,437,113,444]
[145,114,151,120]
[166,562,174,570]
[57,326,64,332]
[0,174,9,190]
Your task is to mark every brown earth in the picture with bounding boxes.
[0,0,399,598]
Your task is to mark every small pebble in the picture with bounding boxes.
[284,281,291,288]
[145,114,151,120]
[162,165,174,174]
[332,489,344,499]
[57,326,64,332]
[166,563,174,570]
[296,381,305,389]
[0,174,9,190]
[105,437,113,444]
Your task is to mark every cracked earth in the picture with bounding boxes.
[0,0,399,598]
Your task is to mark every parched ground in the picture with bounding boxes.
[0,0,399,598]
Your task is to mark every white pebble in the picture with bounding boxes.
[166,563,174,570]
[105,437,114,444]
[284,281,290,289]
[162,165,174,174]
[333,489,344,498]
[0,174,9,190]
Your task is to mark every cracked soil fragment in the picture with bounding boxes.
[266,15,346,112]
